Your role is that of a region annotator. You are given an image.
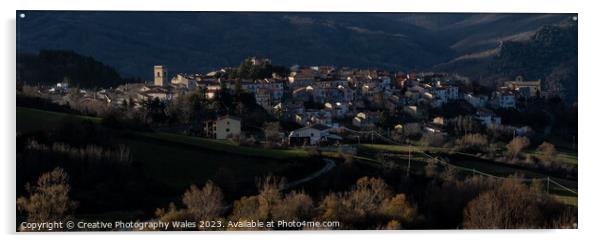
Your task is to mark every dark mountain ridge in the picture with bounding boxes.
[16,11,577,101]
[434,20,577,103]
[17,12,573,77]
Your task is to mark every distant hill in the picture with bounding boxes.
[434,21,577,103]
[17,49,122,88]
[16,12,577,101]
[17,12,573,77]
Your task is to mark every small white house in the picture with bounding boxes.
[288,124,337,145]
[205,115,241,140]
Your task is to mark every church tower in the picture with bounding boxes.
[154,65,168,86]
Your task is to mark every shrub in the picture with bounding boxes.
[421,133,447,147]
[17,167,78,228]
[463,178,543,229]
[230,195,262,223]
[316,177,416,229]
[229,176,287,222]
[182,181,224,221]
[506,136,530,160]
[271,191,314,221]
[537,142,557,165]
[26,140,132,165]
[256,176,285,220]
[382,220,401,230]
[262,122,282,148]
[379,194,416,221]
[455,133,488,153]
[154,203,194,230]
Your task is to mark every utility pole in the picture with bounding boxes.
[371,131,374,144]
[407,145,411,177]
[546,177,550,194]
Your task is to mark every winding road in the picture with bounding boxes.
[283,158,336,190]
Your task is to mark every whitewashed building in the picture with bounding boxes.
[205,115,241,140]
[288,124,339,145]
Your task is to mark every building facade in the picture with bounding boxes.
[154,65,169,87]
[205,116,241,140]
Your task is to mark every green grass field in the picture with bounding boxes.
[526,150,578,166]
[358,143,578,205]
[359,144,448,154]
[359,144,576,181]
[16,107,101,133]
[16,107,313,189]
[554,195,578,207]
[123,134,292,188]
[137,132,309,160]
[362,143,578,166]
[16,107,578,205]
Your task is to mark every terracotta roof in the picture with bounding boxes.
[218,115,241,121]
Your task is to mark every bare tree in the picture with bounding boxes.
[182,180,224,221]
[317,194,344,222]
[256,176,286,220]
[318,177,391,222]
[230,195,261,222]
[537,142,557,165]
[316,177,416,229]
[506,136,530,160]
[271,191,314,221]
[379,194,416,222]
[229,176,286,223]
[463,178,543,229]
[382,220,401,230]
[262,122,282,148]
[455,133,488,153]
[155,203,193,230]
[349,177,392,215]
[17,167,78,226]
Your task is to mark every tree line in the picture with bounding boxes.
[17,49,122,88]
[17,166,576,231]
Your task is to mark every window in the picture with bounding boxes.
[226,128,230,132]
[156,72,160,77]
[310,133,314,137]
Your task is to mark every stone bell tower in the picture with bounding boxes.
[154,65,168,87]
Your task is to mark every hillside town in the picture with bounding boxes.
[14,10,579,232]
[26,57,548,148]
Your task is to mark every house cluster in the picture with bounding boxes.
[492,75,542,109]
[34,59,545,146]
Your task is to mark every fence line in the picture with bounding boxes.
[339,127,578,196]
[548,179,578,195]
